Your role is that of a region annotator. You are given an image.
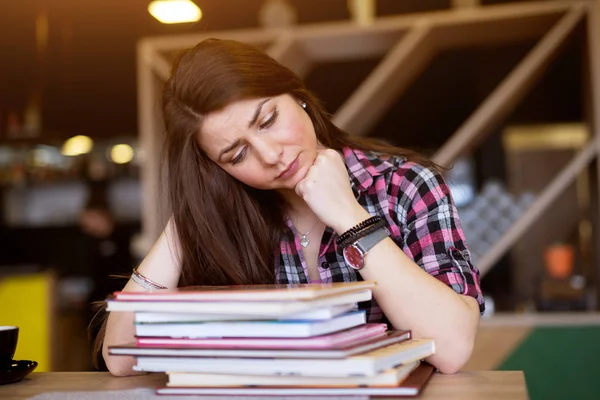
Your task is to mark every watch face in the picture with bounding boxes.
[343,245,364,270]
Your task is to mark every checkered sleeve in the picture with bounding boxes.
[392,162,485,314]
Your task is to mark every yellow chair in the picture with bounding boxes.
[0,269,56,371]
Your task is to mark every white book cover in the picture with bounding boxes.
[158,363,436,397]
[134,339,435,377]
[134,311,366,339]
[167,361,420,387]
[106,289,372,317]
[134,303,357,323]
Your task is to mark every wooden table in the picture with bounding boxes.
[0,371,528,399]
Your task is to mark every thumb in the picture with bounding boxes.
[294,178,305,198]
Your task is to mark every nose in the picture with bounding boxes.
[253,136,282,166]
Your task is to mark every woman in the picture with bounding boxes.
[99,38,484,376]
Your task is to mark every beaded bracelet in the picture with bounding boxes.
[335,216,382,246]
[336,218,387,255]
[131,267,168,291]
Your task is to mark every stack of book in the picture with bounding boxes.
[107,281,436,397]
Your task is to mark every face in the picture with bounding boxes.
[198,94,318,192]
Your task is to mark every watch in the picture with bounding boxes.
[342,227,390,270]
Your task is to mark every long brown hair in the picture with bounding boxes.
[90,38,437,367]
[163,38,437,287]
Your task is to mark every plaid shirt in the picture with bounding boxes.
[275,147,485,324]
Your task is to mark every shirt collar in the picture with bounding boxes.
[342,147,397,197]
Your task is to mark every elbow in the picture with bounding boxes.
[109,367,134,377]
[436,358,467,375]
[105,358,136,377]
[108,366,136,377]
[434,335,476,374]
[434,295,479,374]
[422,295,480,374]
[106,360,140,377]
[103,347,139,377]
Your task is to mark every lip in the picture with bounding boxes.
[276,156,300,180]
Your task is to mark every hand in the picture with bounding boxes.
[295,149,371,233]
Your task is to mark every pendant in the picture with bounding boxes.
[300,235,310,248]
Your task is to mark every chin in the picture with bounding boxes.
[292,165,310,186]
[270,175,302,192]
[272,180,298,192]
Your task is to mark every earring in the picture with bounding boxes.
[300,101,307,109]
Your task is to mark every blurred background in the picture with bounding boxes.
[0,0,599,398]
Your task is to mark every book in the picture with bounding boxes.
[106,289,372,317]
[157,362,435,397]
[133,311,366,339]
[114,281,376,302]
[134,303,357,323]
[135,323,388,349]
[110,329,410,359]
[133,339,435,377]
[166,360,420,388]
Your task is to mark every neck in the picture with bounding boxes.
[278,189,318,231]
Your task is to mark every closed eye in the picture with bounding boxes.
[231,146,248,165]
[259,108,278,130]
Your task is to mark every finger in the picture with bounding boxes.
[296,175,317,198]
[295,179,305,197]
[313,153,326,166]
[316,149,339,165]
[324,148,340,159]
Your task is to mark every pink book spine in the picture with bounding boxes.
[136,323,388,349]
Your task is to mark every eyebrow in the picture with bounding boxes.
[247,98,271,129]
[217,98,271,162]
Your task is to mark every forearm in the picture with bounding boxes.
[360,239,479,373]
[102,279,168,376]
[103,222,182,376]
[333,208,480,374]
[102,301,139,376]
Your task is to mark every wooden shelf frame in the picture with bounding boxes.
[137,1,600,280]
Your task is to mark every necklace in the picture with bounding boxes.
[292,218,320,248]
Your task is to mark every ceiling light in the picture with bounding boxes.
[110,144,134,164]
[61,135,93,156]
[148,0,202,24]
